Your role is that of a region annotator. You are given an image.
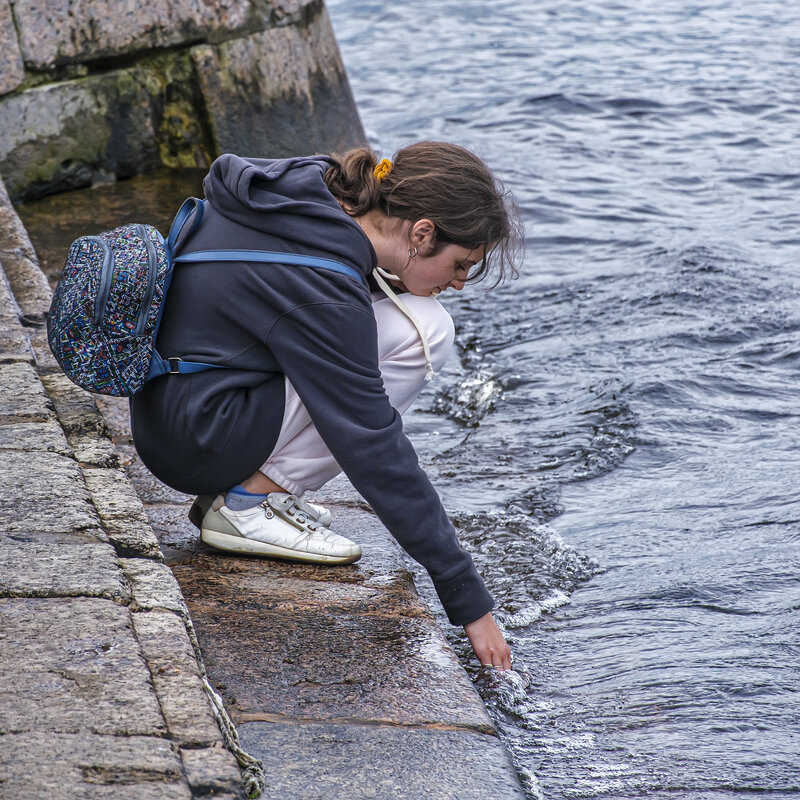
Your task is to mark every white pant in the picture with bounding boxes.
[261,293,455,495]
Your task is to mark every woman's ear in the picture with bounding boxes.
[409,218,437,252]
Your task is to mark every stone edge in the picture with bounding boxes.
[0,174,243,799]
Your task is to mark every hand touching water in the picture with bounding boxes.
[464,611,512,670]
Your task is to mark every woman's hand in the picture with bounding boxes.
[464,611,512,670]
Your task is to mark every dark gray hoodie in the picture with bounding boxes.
[130,153,494,626]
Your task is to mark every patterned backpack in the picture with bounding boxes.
[47,198,365,397]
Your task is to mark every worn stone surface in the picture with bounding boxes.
[133,610,223,745]
[174,556,431,618]
[40,373,107,436]
[239,721,524,799]
[0,57,209,201]
[180,745,242,795]
[123,558,187,613]
[14,0,255,69]
[0,250,51,321]
[0,175,38,261]
[0,450,102,534]
[191,601,492,729]
[193,6,366,158]
[83,467,162,559]
[0,362,51,420]
[0,420,70,454]
[0,597,166,735]
[0,322,30,362]
[0,0,24,96]
[0,732,191,800]
[40,375,123,466]
[0,530,129,601]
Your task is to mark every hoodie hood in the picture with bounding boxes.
[203,153,376,276]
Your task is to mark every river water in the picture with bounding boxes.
[325,1,800,797]
[17,1,800,796]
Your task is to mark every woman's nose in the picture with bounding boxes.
[450,278,466,291]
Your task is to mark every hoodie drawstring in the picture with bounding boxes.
[372,268,436,381]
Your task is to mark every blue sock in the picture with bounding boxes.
[225,484,268,511]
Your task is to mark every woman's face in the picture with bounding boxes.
[396,243,484,297]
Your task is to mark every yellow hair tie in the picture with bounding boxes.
[373,158,393,182]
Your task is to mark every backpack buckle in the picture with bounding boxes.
[167,357,183,374]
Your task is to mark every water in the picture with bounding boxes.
[17,2,800,794]
[323,1,800,796]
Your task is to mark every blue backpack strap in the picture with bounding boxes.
[146,353,227,382]
[166,197,204,257]
[174,249,365,284]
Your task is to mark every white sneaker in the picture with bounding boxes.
[189,492,332,529]
[200,493,361,565]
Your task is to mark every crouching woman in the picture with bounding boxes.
[131,141,522,669]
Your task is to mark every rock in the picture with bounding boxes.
[0,597,166,736]
[0,450,101,535]
[0,363,50,420]
[82,468,163,559]
[0,731,190,800]
[192,6,366,158]
[0,530,129,602]
[0,55,210,201]
[122,558,187,614]
[12,0,255,70]
[132,609,224,746]
[0,0,24,96]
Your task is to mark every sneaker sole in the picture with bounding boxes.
[200,527,362,565]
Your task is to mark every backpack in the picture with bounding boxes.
[47,197,365,397]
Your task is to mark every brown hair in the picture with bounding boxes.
[324,141,523,285]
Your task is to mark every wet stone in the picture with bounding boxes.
[168,504,417,595]
[0,70,162,201]
[238,721,524,800]
[0,530,128,602]
[144,503,205,564]
[132,610,222,745]
[0,420,70,454]
[0,362,52,420]
[83,467,162,559]
[0,597,166,736]
[0,450,101,534]
[0,732,191,800]
[172,552,431,619]
[191,604,492,730]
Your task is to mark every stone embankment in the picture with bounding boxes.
[0,183,526,796]
[0,0,365,201]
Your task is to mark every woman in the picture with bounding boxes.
[131,141,521,670]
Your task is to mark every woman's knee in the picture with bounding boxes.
[375,294,455,371]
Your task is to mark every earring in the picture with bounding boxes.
[408,246,418,258]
